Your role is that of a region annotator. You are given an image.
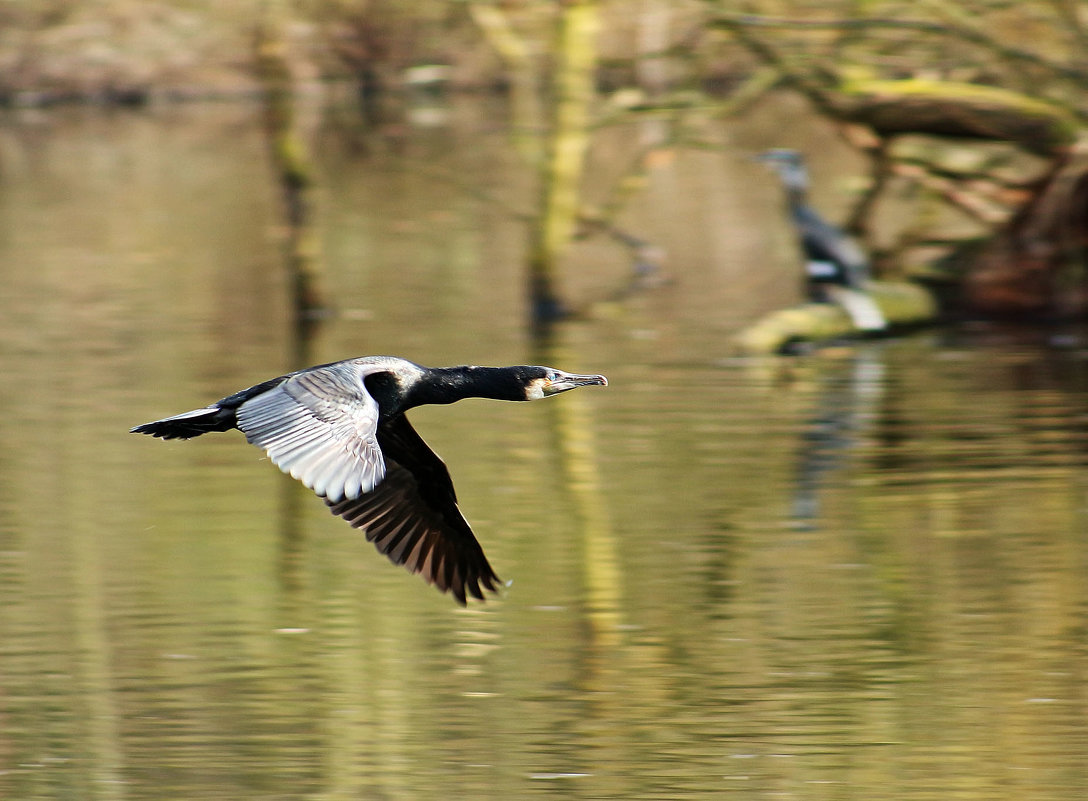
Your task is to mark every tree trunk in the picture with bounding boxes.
[964,140,1088,316]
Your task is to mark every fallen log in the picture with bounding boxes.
[734,281,938,354]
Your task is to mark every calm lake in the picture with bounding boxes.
[1,98,1087,800]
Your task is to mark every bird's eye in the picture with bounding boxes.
[545,370,558,383]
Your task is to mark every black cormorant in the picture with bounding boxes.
[132,356,608,603]
[755,149,886,331]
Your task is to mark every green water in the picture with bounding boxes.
[1,101,1086,800]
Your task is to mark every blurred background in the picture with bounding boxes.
[1,2,1087,800]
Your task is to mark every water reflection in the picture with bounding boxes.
[790,345,886,523]
[0,102,1086,800]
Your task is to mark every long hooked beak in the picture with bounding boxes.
[545,371,608,396]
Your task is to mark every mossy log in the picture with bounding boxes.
[734,281,938,354]
[830,79,1079,157]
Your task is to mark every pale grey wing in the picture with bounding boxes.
[235,364,386,503]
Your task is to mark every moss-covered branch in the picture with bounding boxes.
[831,79,1078,158]
[734,281,939,354]
[707,10,1088,86]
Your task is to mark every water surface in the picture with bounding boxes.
[1,101,1086,800]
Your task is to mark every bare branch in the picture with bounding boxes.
[706,10,1088,85]
[890,161,1012,225]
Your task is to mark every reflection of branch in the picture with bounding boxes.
[396,155,536,222]
[595,19,708,69]
[467,2,543,159]
[708,11,1088,86]
[580,69,779,241]
[467,2,532,71]
[579,139,681,237]
[709,12,843,113]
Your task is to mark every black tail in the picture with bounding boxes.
[131,405,237,440]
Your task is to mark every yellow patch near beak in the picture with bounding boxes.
[525,378,548,400]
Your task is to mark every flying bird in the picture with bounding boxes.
[132,356,608,603]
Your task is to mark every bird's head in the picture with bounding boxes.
[520,366,608,400]
[754,148,809,192]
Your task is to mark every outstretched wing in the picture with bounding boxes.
[326,414,501,604]
[236,362,386,503]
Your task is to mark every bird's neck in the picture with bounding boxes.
[405,367,525,409]
[776,161,810,208]
[784,184,808,211]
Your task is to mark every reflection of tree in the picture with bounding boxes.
[531,331,621,646]
[530,328,635,797]
[255,6,328,332]
[526,2,600,322]
[471,2,684,323]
